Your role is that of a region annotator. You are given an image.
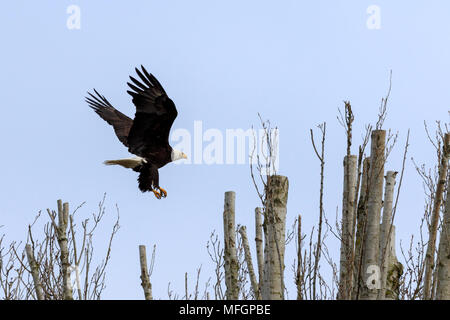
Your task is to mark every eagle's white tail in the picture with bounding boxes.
[103,157,145,169]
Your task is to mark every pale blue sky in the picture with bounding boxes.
[0,1,448,299]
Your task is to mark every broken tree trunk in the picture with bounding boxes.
[378,171,398,299]
[424,133,450,299]
[361,130,386,300]
[58,201,73,300]
[139,245,153,300]
[353,157,370,299]
[261,175,289,300]
[384,226,403,299]
[238,226,260,299]
[47,200,73,300]
[255,207,264,294]
[436,182,450,299]
[59,202,72,300]
[25,244,44,300]
[223,191,239,300]
[339,155,358,299]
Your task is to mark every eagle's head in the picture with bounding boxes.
[171,149,188,162]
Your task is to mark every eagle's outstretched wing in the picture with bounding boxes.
[126,66,178,157]
[86,89,133,148]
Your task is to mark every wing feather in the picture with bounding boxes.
[129,76,148,90]
[126,66,178,157]
[86,89,133,148]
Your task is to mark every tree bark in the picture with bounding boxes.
[48,200,73,300]
[295,215,303,300]
[223,191,239,300]
[255,207,264,294]
[25,244,44,300]
[436,183,450,299]
[424,133,450,299]
[361,130,386,300]
[384,226,403,299]
[378,171,398,299]
[339,155,357,299]
[353,157,370,299]
[261,175,289,300]
[59,202,72,300]
[139,245,153,300]
[238,226,260,299]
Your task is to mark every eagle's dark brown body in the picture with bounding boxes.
[86,66,182,198]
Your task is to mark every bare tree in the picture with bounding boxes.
[310,122,326,299]
[25,244,44,300]
[1,196,120,300]
[423,133,450,299]
[206,230,225,300]
[254,208,264,294]
[238,226,259,299]
[294,215,304,300]
[46,200,72,300]
[353,157,370,299]
[361,130,386,299]
[261,175,289,300]
[339,155,357,299]
[436,181,450,299]
[378,171,398,299]
[223,191,239,299]
[139,244,155,300]
[0,238,32,300]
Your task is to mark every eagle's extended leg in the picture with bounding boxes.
[152,189,162,199]
[158,187,167,198]
[138,164,165,199]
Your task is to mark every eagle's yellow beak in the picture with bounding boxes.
[182,153,188,159]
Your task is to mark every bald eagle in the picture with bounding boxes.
[86,66,187,199]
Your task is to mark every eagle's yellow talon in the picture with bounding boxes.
[152,190,161,199]
[159,187,167,198]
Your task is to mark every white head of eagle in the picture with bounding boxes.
[171,149,188,162]
[86,65,187,199]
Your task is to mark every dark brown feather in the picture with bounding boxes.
[86,89,133,147]
[138,163,159,191]
[126,66,178,159]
